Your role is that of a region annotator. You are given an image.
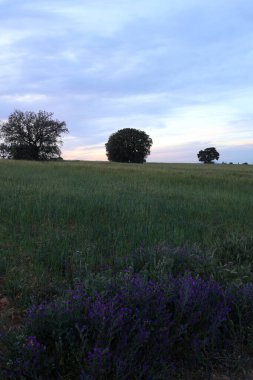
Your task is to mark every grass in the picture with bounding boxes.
[0,160,252,304]
[1,160,253,379]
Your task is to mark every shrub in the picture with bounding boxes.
[2,242,253,379]
[2,273,232,379]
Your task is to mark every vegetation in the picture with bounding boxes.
[0,110,68,160]
[0,160,253,378]
[4,269,253,379]
[197,147,220,164]
[105,128,153,163]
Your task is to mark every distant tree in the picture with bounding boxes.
[0,110,68,160]
[105,128,153,163]
[197,147,219,164]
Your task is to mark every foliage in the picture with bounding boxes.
[105,128,153,163]
[0,110,68,160]
[0,143,10,159]
[197,147,219,164]
[2,272,234,379]
[122,240,253,286]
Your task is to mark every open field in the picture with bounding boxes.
[0,160,253,303]
[1,160,253,379]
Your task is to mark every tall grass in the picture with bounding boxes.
[0,160,252,303]
[1,160,253,378]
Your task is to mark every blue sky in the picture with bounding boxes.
[0,0,252,163]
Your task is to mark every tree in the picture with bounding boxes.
[0,110,68,160]
[197,147,219,164]
[105,128,153,163]
[0,143,10,159]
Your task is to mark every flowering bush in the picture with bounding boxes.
[2,272,235,379]
[2,241,253,379]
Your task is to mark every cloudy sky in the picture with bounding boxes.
[0,0,252,163]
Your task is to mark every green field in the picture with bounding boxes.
[1,160,253,378]
[0,160,253,303]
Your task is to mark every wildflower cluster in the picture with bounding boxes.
[2,242,253,379]
[3,270,252,379]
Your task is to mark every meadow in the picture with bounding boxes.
[1,160,253,379]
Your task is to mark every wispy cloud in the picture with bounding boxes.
[0,0,252,163]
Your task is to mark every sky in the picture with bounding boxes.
[0,0,252,163]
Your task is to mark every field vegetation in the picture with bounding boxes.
[0,160,253,379]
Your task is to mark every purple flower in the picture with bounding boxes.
[23,335,46,354]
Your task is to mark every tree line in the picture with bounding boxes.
[0,109,221,164]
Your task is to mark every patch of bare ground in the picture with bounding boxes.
[0,276,25,375]
[0,276,24,332]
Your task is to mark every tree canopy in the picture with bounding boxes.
[105,128,153,163]
[197,147,219,164]
[0,110,68,160]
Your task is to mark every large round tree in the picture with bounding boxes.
[105,128,153,163]
[197,147,219,164]
[0,110,68,160]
